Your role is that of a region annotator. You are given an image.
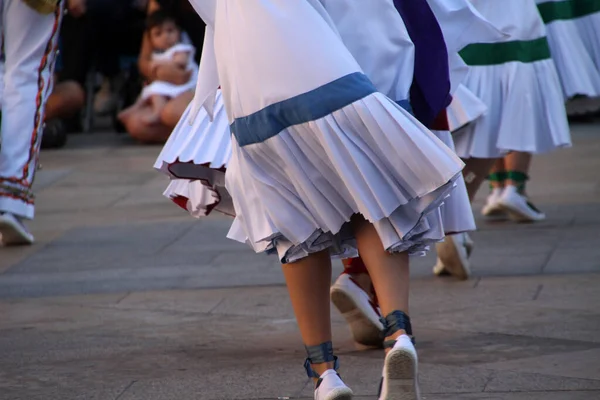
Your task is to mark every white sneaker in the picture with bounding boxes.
[498,186,545,223]
[330,274,383,348]
[314,369,354,400]
[0,213,34,246]
[378,335,420,400]
[481,188,506,218]
[433,233,471,280]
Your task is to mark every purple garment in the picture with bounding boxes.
[392,0,451,128]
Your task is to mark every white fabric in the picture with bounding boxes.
[154,90,230,176]
[543,18,600,101]
[161,0,480,238]
[575,12,600,70]
[535,0,600,114]
[154,90,233,218]
[321,0,414,102]
[141,43,198,100]
[225,93,463,263]
[446,84,487,132]
[163,179,234,218]
[432,130,475,234]
[454,0,571,159]
[0,0,62,219]
[427,0,511,92]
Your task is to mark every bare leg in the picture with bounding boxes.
[122,104,171,144]
[118,98,146,123]
[488,158,507,189]
[160,90,193,128]
[142,95,168,124]
[462,157,498,202]
[281,250,334,379]
[504,151,532,193]
[351,215,409,347]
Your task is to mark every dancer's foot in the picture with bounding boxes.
[433,233,473,280]
[305,343,353,400]
[0,213,34,246]
[498,186,545,223]
[378,335,420,400]
[378,311,419,400]
[331,273,383,348]
[314,369,354,400]
[481,187,507,219]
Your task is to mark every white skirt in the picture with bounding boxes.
[225,92,464,263]
[575,12,600,72]
[446,84,488,132]
[154,90,233,217]
[453,60,571,159]
[432,130,475,234]
[543,19,600,114]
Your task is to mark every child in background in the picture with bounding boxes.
[119,10,197,126]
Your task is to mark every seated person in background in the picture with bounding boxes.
[42,0,146,148]
[123,0,205,144]
[119,11,197,128]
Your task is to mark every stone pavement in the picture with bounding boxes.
[0,124,599,399]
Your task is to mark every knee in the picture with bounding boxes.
[124,118,148,139]
[160,101,184,129]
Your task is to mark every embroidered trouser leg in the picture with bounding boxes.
[0,0,63,219]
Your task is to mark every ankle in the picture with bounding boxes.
[487,171,507,190]
[381,310,414,351]
[506,171,528,194]
[310,362,336,383]
[304,341,338,381]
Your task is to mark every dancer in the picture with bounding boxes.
[0,0,63,245]
[156,0,506,356]
[165,1,470,398]
[454,0,571,231]
[119,10,198,128]
[478,0,600,223]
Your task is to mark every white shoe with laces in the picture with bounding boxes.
[314,369,354,400]
[497,185,545,222]
[378,335,420,400]
[330,273,384,348]
[0,213,34,246]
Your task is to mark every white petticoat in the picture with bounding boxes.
[225,92,464,263]
[453,59,571,159]
[163,179,234,217]
[154,90,233,217]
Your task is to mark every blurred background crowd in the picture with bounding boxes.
[43,0,206,148]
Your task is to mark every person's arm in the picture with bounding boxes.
[138,0,161,80]
[138,0,191,84]
[171,51,190,69]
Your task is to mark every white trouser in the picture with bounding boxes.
[0,0,62,219]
